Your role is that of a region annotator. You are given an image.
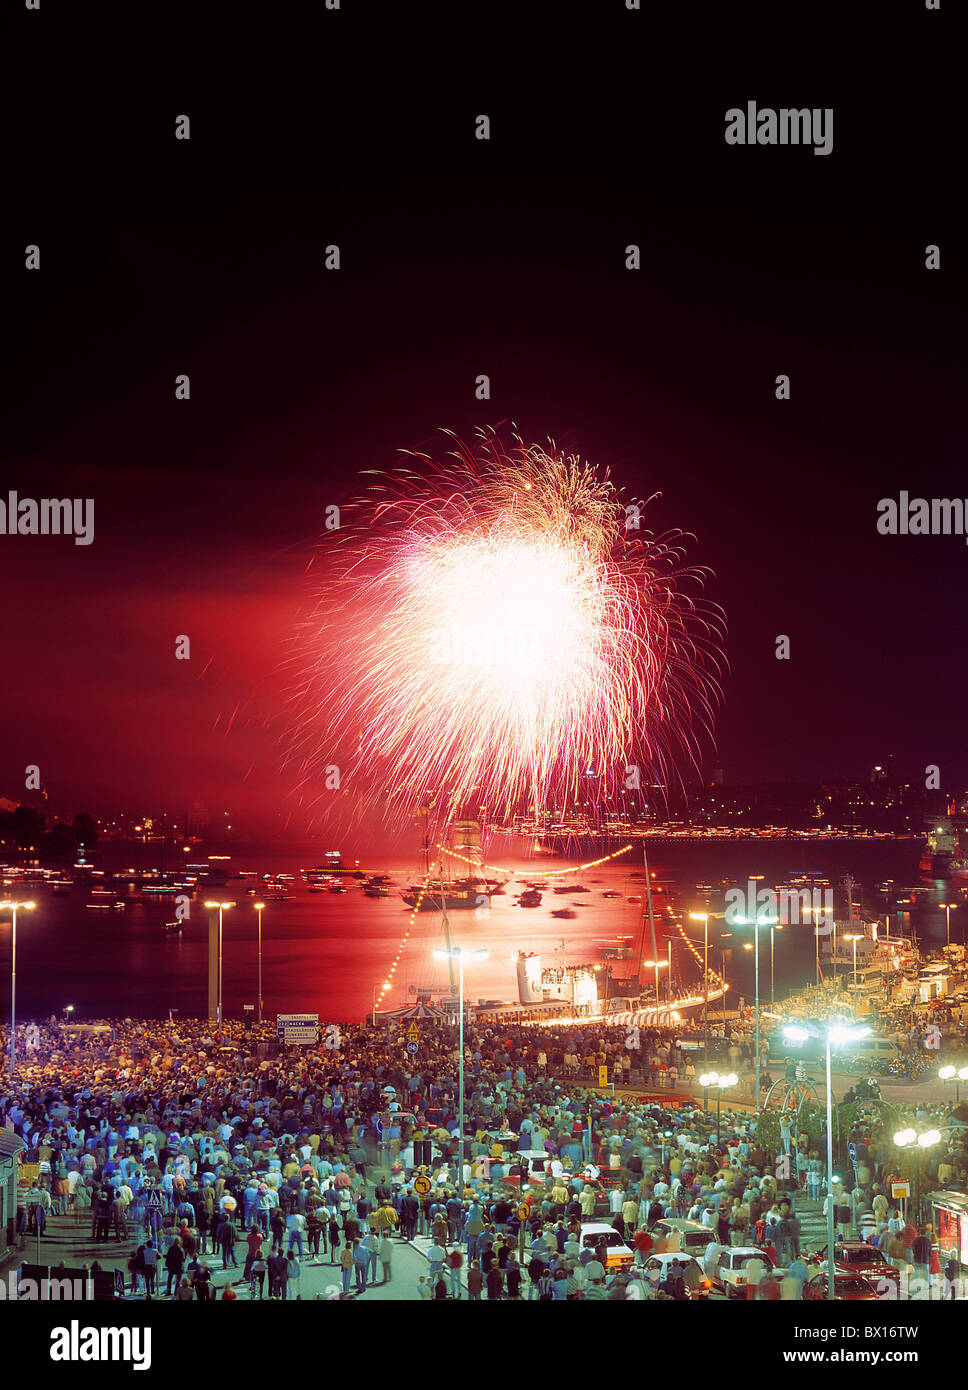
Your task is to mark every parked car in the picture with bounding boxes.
[803,1271,880,1301]
[712,1247,774,1299]
[641,1252,711,1299]
[579,1223,635,1271]
[651,1218,716,1255]
[809,1242,901,1289]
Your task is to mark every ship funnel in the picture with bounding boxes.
[516,951,542,1004]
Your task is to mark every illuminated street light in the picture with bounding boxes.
[698,1070,738,1146]
[894,1127,940,1226]
[940,903,957,948]
[843,934,862,1017]
[253,902,266,1023]
[204,901,236,1028]
[642,958,668,1013]
[688,912,710,1064]
[734,910,778,1113]
[434,946,488,1195]
[0,900,37,1080]
[784,1019,870,1300]
[938,1063,968,1103]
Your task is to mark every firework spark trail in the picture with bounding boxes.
[285,428,725,827]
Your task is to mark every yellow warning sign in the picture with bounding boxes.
[598,1065,609,1087]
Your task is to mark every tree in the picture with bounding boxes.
[71,811,99,848]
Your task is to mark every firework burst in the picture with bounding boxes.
[285,428,724,829]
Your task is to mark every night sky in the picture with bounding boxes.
[4,1,964,837]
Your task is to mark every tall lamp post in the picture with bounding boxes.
[784,1020,871,1300]
[204,900,235,1027]
[688,912,710,1063]
[894,1127,940,1228]
[253,902,266,1023]
[770,922,783,1009]
[940,903,956,948]
[434,946,488,1195]
[699,1070,737,1147]
[939,1064,968,1104]
[844,934,862,1017]
[1,899,36,1080]
[736,911,777,1111]
[642,959,668,1018]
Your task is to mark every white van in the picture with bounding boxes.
[841,1035,901,1065]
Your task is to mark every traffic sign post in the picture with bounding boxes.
[276,1013,319,1045]
[406,1040,418,1055]
[414,1174,431,1196]
[598,1065,609,1088]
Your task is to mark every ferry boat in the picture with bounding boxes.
[304,853,361,880]
[920,816,959,876]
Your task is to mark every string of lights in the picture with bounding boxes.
[436,842,634,878]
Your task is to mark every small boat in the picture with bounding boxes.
[162,921,182,935]
[519,889,542,907]
[553,884,589,894]
[328,883,347,894]
[363,883,390,898]
[601,890,620,899]
[551,907,576,919]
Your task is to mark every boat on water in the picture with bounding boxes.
[363,882,390,898]
[304,852,363,881]
[401,880,490,911]
[553,884,589,894]
[162,921,183,936]
[519,889,542,907]
[920,815,962,876]
[551,907,576,919]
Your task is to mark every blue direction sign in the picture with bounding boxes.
[848,1142,856,1161]
[406,1041,418,1055]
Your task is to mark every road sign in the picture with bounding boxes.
[848,1142,856,1160]
[407,1022,419,1039]
[144,1190,163,1211]
[892,1181,910,1199]
[243,1005,254,1012]
[414,1175,432,1196]
[598,1065,609,1087]
[517,1202,530,1221]
[277,1013,319,1045]
[406,1041,419,1055]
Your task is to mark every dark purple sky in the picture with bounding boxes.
[3,2,964,836]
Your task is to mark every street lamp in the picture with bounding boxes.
[784,1019,871,1301]
[844,934,862,1018]
[939,1064,968,1104]
[699,1070,737,1147]
[688,912,710,1062]
[0,900,37,1080]
[253,902,266,1023]
[894,1128,940,1227]
[735,911,778,1112]
[433,946,488,1194]
[770,922,783,1009]
[641,959,668,1016]
[203,901,236,1027]
[940,903,957,948]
